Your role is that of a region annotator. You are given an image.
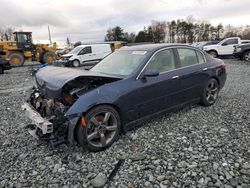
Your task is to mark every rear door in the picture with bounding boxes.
[175,48,209,103]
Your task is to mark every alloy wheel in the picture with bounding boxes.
[244,52,250,61]
[86,111,118,148]
[206,80,219,104]
[209,51,217,58]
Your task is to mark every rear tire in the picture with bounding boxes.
[243,51,250,61]
[0,66,3,74]
[76,105,121,152]
[8,52,24,66]
[41,51,56,64]
[208,50,218,58]
[200,78,219,106]
[72,60,80,67]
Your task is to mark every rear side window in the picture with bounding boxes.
[196,51,205,63]
[146,49,175,73]
[177,48,199,67]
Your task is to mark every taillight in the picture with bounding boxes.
[221,61,227,69]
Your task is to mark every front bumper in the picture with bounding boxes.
[56,59,71,66]
[21,102,53,134]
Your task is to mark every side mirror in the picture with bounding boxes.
[221,43,227,46]
[144,69,159,77]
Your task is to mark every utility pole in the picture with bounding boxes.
[48,25,52,44]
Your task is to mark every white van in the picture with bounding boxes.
[61,44,112,67]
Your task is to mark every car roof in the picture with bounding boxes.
[78,44,110,48]
[119,43,193,52]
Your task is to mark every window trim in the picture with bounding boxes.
[136,46,206,80]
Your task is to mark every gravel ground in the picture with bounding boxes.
[0,60,250,188]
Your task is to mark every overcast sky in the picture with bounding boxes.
[0,0,249,45]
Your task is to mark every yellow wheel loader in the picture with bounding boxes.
[0,32,57,66]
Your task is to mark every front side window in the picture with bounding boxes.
[79,46,92,55]
[177,48,199,67]
[17,34,28,43]
[146,49,175,73]
[222,39,238,45]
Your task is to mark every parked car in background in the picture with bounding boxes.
[22,44,227,151]
[193,41,220,50]
[234,43,250,61]
[203,37,250,57]
[60,44,112,67]
[0,52,11,74]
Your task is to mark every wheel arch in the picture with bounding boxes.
[242,49,250,56]
[208,49,218,54]
[208,76,220,87]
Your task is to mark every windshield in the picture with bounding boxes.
[68,46,83,54]
[91,50,147,76]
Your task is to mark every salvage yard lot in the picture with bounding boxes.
[0,59,250,187]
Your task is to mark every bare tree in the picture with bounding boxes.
[151,20,167,43]
[0,27,15,41]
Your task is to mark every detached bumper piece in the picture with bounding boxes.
[22,102,67,146]
[22,102,53,134]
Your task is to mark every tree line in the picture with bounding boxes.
[105,16,250,44]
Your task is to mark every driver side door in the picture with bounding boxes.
[78,46,93,63]
[219,38,239,55]
[122,48,182,121]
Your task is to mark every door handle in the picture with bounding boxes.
[172,75,179,79]
[202,68,208,71]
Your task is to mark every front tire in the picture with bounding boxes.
[72,60,80,67]
[208,50,218,58]
[200,78,219,106]
[76,105,121,152]
[243,51,250,61]
[8,52,24,66]
[41,51,56,64]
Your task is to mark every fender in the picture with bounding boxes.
[64,84,122,118]
[65,84,122,144]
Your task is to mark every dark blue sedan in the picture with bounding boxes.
[22,44,227,151]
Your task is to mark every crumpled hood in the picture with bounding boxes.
[35,66,121,98]
[62,53,74,58]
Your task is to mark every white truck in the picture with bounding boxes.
[203,37,250,57]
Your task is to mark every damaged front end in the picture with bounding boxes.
[22,89,69,145]
[22,66,121,146]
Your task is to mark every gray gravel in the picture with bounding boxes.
[0,59,250,188]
